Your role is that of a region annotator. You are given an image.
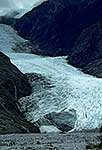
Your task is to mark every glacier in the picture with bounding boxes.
[8,53,102,131]
[0,0,47,18]
[0,24,27,53]
[1,24,102,131]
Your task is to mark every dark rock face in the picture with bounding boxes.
[67,22,102,68]
[0,52,31,100]
[83,59,102,78]
[67,22,102,78]
[0,16,18,28]
[0,51,40,134]
[14,0,102,56]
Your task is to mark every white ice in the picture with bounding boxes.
[7,52,102,131]
[0,24,31,53]
[1,24,102,131]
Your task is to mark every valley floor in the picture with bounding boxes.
[0,131,101,150]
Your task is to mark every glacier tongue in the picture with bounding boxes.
[7,52,102,131]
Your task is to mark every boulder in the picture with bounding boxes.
[0,51,40,134]
[14,0,102,56]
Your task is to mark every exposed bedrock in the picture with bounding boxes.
[14,0,102,56]
[0,51,40,134]
[67,22,102,78]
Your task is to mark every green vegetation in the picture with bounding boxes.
[86,141,102,150]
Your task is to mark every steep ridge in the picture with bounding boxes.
[14,0,102,56]
[67,22,102,78]
[0,24,41,134]
[0,51,40,134]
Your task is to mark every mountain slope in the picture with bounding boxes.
[14,0,102,56]
[67,22,102,78]
[0,51,40,134]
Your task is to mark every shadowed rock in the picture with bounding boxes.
[0,51,40,134]
[67,22,102,78]
[14,0,102,56]
[67,22,102,68]
[83,59,102,78]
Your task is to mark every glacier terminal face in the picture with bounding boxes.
[0,0,47,18]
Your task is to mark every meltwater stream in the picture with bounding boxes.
[5,52,102,131]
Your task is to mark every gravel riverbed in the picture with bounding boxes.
[0,131,101,150]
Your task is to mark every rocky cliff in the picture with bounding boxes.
[0,51,40,134]
[67,22,102,78]
[14,0,102,56]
